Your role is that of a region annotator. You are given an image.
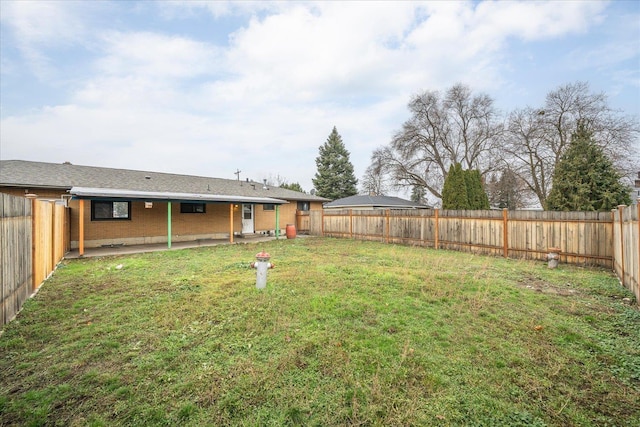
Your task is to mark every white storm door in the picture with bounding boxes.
[242,204,254,234]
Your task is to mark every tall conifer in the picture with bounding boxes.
[547,122,631,211]
[442,163,470,209]
[312,127,358,200]
[464,169,490,209]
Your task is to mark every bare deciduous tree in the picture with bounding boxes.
[503,81,639,208]
[502,107,551,206]
[360,156,389,196]
[370,83,503,200]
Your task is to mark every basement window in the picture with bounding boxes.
[91,201,131,220]
[180,203,206,213]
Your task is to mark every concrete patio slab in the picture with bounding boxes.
[65,234,299,259]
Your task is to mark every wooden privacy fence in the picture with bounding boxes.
[1,194,69,328]
[296,210,311,234]
[613,204,639,304]
[311,207,639,303]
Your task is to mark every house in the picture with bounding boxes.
[323,195,430,210]
[0,160,328,255]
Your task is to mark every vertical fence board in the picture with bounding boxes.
[33,200,54,290]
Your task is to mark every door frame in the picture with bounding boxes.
[242,204,254,234]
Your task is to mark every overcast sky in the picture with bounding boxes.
[1,0,639,194]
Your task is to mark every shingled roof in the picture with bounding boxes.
[324,194,430,209]
[0,160,328,202]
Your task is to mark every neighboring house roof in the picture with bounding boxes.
[324,195,430,209]
[0,160,329,203]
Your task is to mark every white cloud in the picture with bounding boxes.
[158,0,278,20]
[471,0,606,42]
[0,0,87,45]
[0,0,99,78]
[96,32,220,79]
[1,0,635,192]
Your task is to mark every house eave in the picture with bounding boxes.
[70,187,288,205]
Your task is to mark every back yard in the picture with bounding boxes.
[0,237,639,426]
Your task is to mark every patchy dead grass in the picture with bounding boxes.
[1,237,638,426]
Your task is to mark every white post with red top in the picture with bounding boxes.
[250,251,274,289]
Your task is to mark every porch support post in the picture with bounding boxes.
[167,202,172,249]
[275,205,280,239]
[229,203,234,243]
[79,199,85,257]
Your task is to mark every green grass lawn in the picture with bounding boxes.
[1,237,639,426]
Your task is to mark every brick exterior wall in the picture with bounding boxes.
[254,201,323,233]
[72,201,242,247]
[1,186,323,248]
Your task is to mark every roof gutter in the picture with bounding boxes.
[70,187,288,205]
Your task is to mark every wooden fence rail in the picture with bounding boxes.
[311,207,638,303]
[1,194,69,328]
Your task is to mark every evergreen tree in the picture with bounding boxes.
[442,163,470,209]
[312,127,358,200]
[410,185,427,205]
[546,122,632,211]
[464,169,490,209]
[486,172,500,207]
[493,168,522,210]
[280,182,305,193]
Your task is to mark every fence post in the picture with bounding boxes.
[349,209,353,239]
[502,208,508,258]
[618,205,625,284]
[51,201,56,271]
[26,194,37,290]
[321,209,325,236]
[385,209,390,244]
[434,208,439,250]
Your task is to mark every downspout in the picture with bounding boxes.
[275,205,280,239]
